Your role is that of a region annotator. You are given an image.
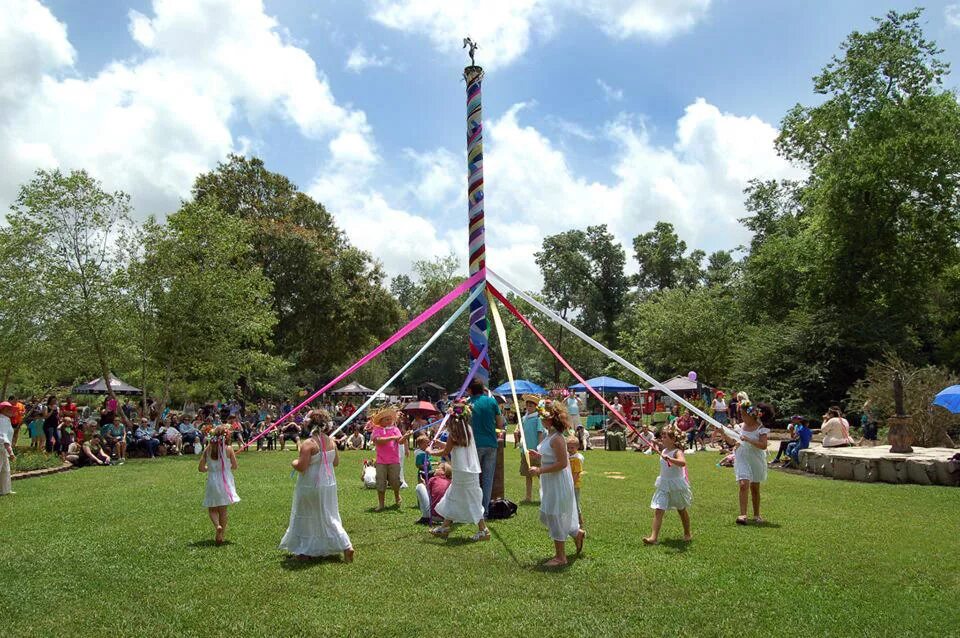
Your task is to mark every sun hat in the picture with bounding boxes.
[371,407,397,426]
[522,394,540,404]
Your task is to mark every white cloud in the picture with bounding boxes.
[0,0,372,216]
[345,44,393,72]
[597,78,623,102]
[947,4,960,28]
[370,0,711,69]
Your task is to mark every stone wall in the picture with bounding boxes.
[798,445,959,486]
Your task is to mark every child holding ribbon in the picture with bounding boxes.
[428,402,490,541]
[199,425,240,545]
[722,392,772,525]
[528,400,585,566]
[370,408,403,512]
[642,423,692,545]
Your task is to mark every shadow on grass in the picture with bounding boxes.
[279,554,346,571]
[660,538,692,554]
[188,539,233,548]
[489,527,521,566]
[530,554,581,573]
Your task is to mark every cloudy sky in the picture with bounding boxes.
[3,0,959,287]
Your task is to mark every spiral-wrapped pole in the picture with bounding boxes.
[465,64,490,384]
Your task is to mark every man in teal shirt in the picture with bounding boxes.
[518,396,545,502]
[468,379,503,517]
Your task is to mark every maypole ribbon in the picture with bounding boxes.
[486,284,660,452]
[428,343,489,446]
[465,64,490,385]
[485,289,530,468]
[488,269,740,442]
[243,269,486,450]
[330,286,485,438]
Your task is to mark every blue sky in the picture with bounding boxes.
[4,1,960,285]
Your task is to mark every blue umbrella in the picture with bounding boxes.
[493,379,548,395]
[933,385,960,413]
[568,376,639,393]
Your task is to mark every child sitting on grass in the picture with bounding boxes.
[361,459,377,489]
[643,423,692,545]
[415,461,452,525]
[414,435,433,482]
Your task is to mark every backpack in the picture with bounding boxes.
[487,498,518,519]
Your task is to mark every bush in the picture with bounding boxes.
[11,449,64,473]
[848,356,959,448]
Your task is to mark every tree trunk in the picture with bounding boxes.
[93,340,117,407]
[1,366,10,399]
[160,359,173,415]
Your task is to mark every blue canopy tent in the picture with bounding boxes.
[568,376,639,393]
[933,385,960,413]
[493,379,548,395]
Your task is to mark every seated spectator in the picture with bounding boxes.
[134,419,161,458]
[80,434,111,466]
[346,427,365,451]
[414,461,452,525]
[785,416,813,467]
[226,415,245,450]
[65,439,82,465]
[575,424,591,451]
[280,418,301,451]
[178,417,203,453]
[101,415,127,464]
[771,422,796,465]
[413,435,434,481]
[162,419,183,454]
[821,407,855,448]
[676,410,695,448]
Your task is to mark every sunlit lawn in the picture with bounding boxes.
[2,445,958,637]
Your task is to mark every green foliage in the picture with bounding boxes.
[618,285,740,386]
[191,155,400,382]
[632,221,703,291]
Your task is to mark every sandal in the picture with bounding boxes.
[429,526,451,538]
[735,516,749,525]
[754,516,765,524]
[471,529,491,542]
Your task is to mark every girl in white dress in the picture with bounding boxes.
[723,393,771,525]
[199,426,240,545]
[428,403,490,542]
[280,420,354,562]
[643,423,692,545]
[528,400,585,567]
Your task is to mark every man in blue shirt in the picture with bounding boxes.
[468,379,503,517]
[786,416,813,467]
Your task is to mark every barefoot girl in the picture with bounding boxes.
[528,400,585,566]
[279,412,354,563]
[725,393,771,525]
[643,423,692,545]
[428,401,490,542]
[199,425,240,545]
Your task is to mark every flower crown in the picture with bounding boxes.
[537,400,563,420]
[737,392,756,416]
[450,399,472,419]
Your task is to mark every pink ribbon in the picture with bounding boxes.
[219,440,235,502]
[487,284,662,455]
[243,269,486,451]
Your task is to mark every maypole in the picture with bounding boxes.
[464,38,490,385]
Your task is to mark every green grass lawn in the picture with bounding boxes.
[2,446,958,637]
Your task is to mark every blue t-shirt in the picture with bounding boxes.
[796,424,813,447]
[520,413,545,451]
[469,394,501,448]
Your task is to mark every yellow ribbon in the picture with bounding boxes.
[486,289,530,469]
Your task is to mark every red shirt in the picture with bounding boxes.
[11,402,25,426]
[427,475,451,519]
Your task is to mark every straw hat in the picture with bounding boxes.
[522,394,540,405]
[371,407,397,427]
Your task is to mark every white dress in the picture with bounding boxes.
[0,415,13,495]
[435,429,484,524]
[538,433,580,541]
[650,449,692,510]
[280,444,352,556]
[734,425,769,483]
[203,446,240,507]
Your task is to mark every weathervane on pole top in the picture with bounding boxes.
[463,37,479,68]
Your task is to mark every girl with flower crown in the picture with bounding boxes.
[722,392,773,525]
[427,401,490,542]
[528,400,585,566]
[279,410,354,563]
[199,425,240,545]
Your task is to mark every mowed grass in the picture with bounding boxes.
[2,446,959,637]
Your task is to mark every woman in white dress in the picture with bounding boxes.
[199,426,240,545]
[723,393,772,525]
[528,400,585,566]
[280,419,354,562]
[428,403,490,542]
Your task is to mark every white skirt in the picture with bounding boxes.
[734,444,768,483]
[280,483,352,556]
[435,470,484,524]
[539,469,579,541]
[203,471,240,508]
[0,452,10,495]
[650,476,692,510]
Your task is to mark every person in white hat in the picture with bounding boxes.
[0,401,17,495]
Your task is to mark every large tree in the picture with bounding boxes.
[632,221,703,291]
[191,155,400,383]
